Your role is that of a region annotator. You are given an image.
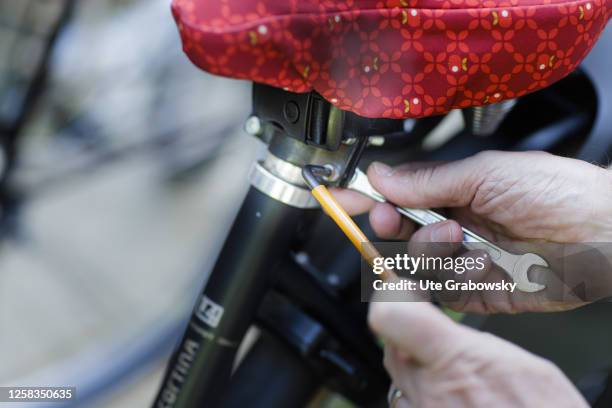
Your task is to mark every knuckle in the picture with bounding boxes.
[473,150,492,161]
[367,302,391,332]
[528,150,551,156]
[535,358,563,377]
[411,166,438,196]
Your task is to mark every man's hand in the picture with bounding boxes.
[334,151,612,312]
[335,151,612,242]
[370,301,588,408]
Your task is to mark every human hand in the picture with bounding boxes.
[336,151,612,243]
[334,151,612,312]
[369,300,588,408]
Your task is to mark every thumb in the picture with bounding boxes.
[368,301,474,366]
[367,157,485,209]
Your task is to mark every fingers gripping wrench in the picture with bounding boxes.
[348,168,547,293]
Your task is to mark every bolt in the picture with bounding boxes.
[368,136,385,146]
[244,115,262,136]
[322,164,341,182]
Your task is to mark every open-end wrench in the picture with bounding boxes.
[347,168,547,293]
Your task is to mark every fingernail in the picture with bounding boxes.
[432,222,453,242]
[371,162,394,177]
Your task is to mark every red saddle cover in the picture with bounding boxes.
[172,0,610,118]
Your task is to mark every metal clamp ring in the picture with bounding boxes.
[249,160,318,209]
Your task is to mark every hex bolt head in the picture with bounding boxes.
[244,115,263,136]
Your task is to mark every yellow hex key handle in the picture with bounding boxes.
[302,165,396,282]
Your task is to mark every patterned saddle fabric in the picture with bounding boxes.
[172,0,611,118]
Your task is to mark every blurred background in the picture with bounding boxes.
[0,0,261,406]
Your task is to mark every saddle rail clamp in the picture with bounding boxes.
[347,168,547,293]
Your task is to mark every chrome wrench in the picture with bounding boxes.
[347,168,547,293]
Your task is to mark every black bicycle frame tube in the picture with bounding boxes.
[222,332,319,407]
[153,187,315,408]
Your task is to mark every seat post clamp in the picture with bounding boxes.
[248,154,319,209]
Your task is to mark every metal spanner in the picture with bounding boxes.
[347,168,547,293]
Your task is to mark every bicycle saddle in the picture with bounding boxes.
[172,0,610,119]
